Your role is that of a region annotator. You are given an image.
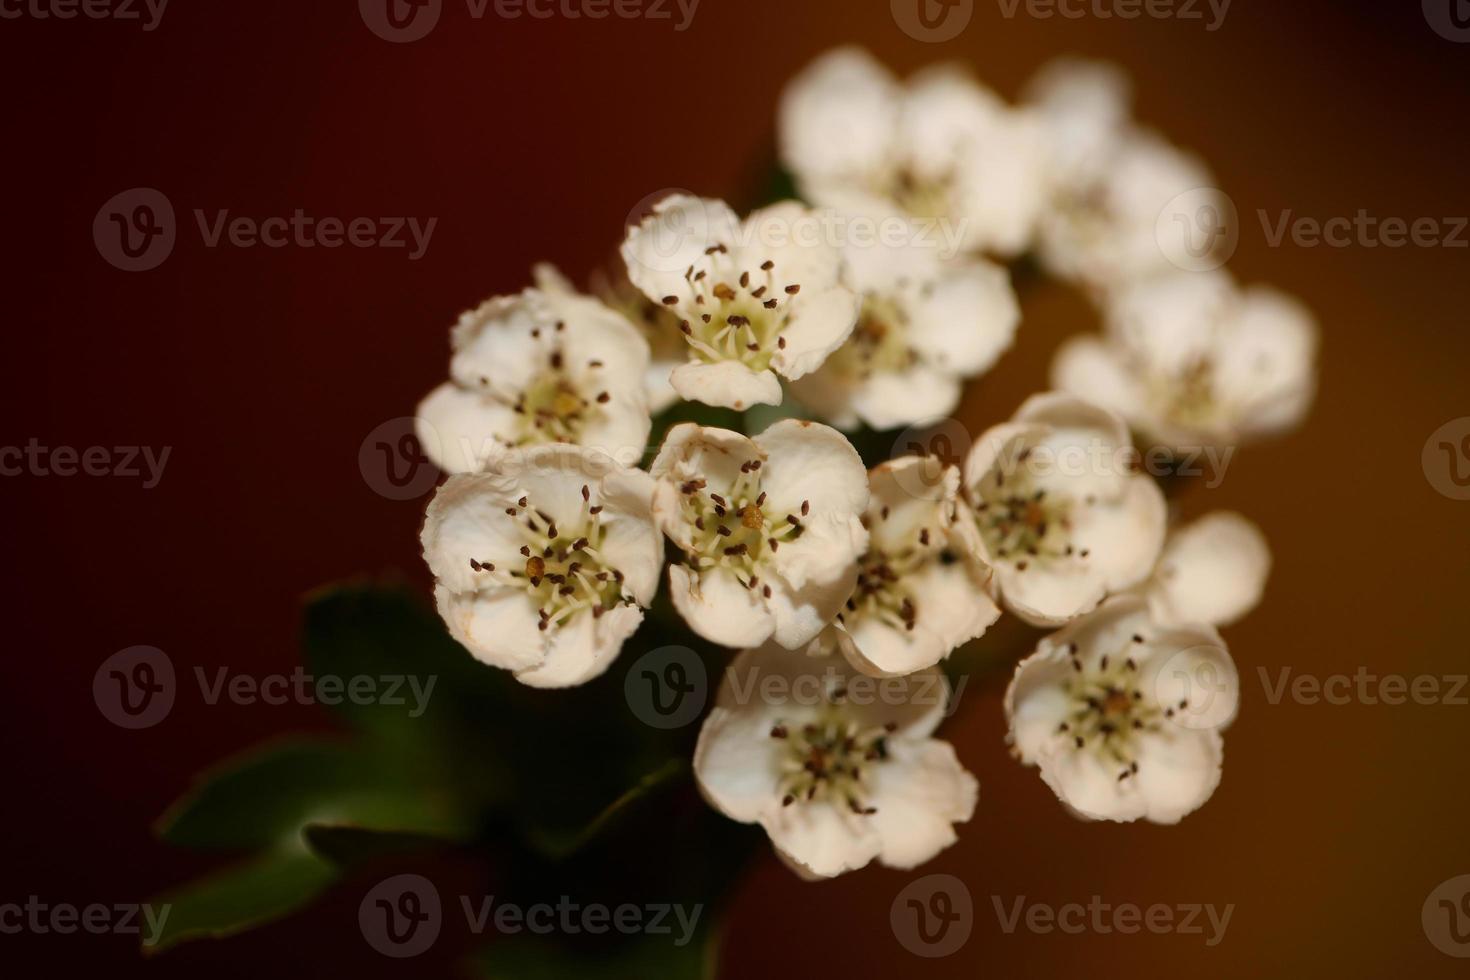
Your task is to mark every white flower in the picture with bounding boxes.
[620,196,860,411]
[1142,512,1270,628]
[416,283,652,474]
[960,393,1167,627]
[422,445,662,688]
[1052,270,1319,450]
[792,225,1019,431]
[779,47,1048,258]
[832,457,1000,677]
[695,641,977,878]
[649,420,869,650]
[1006,595,1238,824]
[1022,59,1223,290]
[535,262,685,415]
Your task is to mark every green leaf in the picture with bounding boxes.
[156,737,467,852]
[144,847,338,955]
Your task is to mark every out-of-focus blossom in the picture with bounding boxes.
[1053,270,1319,450]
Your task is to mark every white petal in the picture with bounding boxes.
[448,293,546,399]
[765,802,881,879]
[670,360,783,411]
[515,605,642,689]
[766,564,859,650]
[736,202,844,293]
[421,474,527,593]
[1067,475,1167,592]
[620,194,742,304]
[849,365,964,433]
[1034,746,1149,823]
[1050,336,1146,424]
[1004,645,1076,763]
[593,467,664,607]
[867,739,978,869]
[694,702,789,823]
[1215,286,1319,438]
[1126,728,1225,824]
[907,260,1019,376]
[1106,270,1233,374]
[755,419,870,524]
[778,47,899,186]
[1148,512,1271,627]
[951,109,1050,256]
[416,383,512,475]
[769,286,860,382]
[668,563,775,649]
[433,585,546,673]
[997,561,1108,627]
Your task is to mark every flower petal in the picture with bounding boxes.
[433,585,546,673]
[621,194,742,304]
[416,382,512,475]
[769,286,860,382]
[668,563,775,649]
[515,605,642,689]
[1067,475,1167,592]
[1147,511,1271,627]
[867,739,978,869]
[670,360,784,411]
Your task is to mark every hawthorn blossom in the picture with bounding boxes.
[792,227,1019,430]
[1006,596,1238,824]
[416,284,652,473]
[422,445,662,688]
[535,262,685,415]
[779,46,1048,257]
[960,393,1166,627]
[1142,512,1271,628]
[1052,270,1319,451]
[1023,58,1225,290]
[649,420,869,650]
[620,196,860,411]
[695,641,977,878]
[833,457,1000,678]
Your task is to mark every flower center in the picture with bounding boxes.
[468,484,631,629]
[506,332,611,446]
[886,166,955,222]
[840,506,947,633]
[675,459,807,595]
[1056,637,1172,782]
[1152,357,1222,429]
[664,250,803,373]
[770,705,895,814]
[972,454,1084,568]
[829,295,918,381]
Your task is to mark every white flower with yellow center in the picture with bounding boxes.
[1024,59,1225,290]
[833,457,1000,678]
[1006,596,1238,824]
[650,420,869,650]
[416,283,652,474]
[1141,511,1271,628]
[960,394,1167,627]
[792,228,1019,431]
[695,641,977,878]
[1052,271,1319,451]
[620,196,860,411]
[779,47,1048,258]
[422,445,662,688]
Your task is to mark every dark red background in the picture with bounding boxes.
[4,0,1469,976]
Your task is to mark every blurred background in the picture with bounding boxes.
[3,0,1469,976]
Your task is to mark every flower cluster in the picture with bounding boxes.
[412,48,1316,877]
